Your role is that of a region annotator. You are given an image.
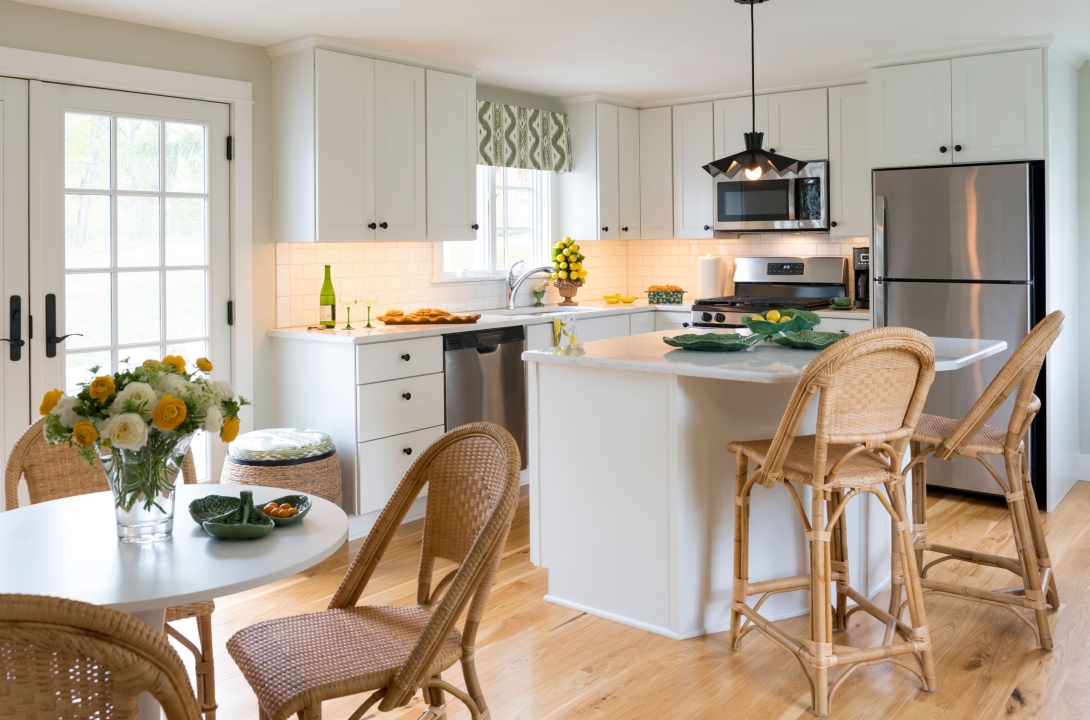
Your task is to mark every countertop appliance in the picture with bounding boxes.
[853,246,871,309]
[713,161,829,233]
[873,161,1045,501]
[689,256,847,328]
[444,325,527,470]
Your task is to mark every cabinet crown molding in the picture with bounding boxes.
[862,34,1084,70]
[558,93,639,108]
[266,34,480,77]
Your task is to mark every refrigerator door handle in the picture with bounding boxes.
[873,195,887,327]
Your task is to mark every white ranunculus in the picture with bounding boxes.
[157,374,190,399]
[50,395,81,428]
[103,413,149,451]
[210,380,235,402]
[202,404,224,433]
[109,382,157,418]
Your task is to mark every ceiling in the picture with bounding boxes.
[15,0,1090,103]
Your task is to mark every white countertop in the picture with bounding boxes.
[521,328,1006,384]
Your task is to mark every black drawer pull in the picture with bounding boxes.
[402,392,412,400]
[401,353,410,361]
[379,222,388,229]
[368,222,377,229]
[403,447,413,455]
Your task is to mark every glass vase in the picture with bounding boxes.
[98,432,194,543]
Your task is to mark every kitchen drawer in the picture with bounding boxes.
[356,336,443,385]
[818,317,872,334]
[357,372,445,442]
[357,425,444,515]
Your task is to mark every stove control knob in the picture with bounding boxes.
[701,312,713,322]
[714,313,726,323]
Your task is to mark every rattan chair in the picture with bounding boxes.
[726,327,937,718]
[3,418,218,719]
[228,422,521,720]
[0,592,201,719]
[905,310,1063,650]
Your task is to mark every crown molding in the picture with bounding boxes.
[653,74,868,108]
[557,92,639,108]
[861,34,1061,69]
[266,34,480,77]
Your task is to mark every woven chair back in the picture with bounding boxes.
[757,327,936,487]
[0,593,200,719]
[935,310,1063,461]
[4,418,198,511]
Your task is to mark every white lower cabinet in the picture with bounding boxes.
[357,425,444,515]
[629,311,654,335]
[818,316,872,334]
[357,372,445,442]
[655,311,689,331]
[576,314,631,342]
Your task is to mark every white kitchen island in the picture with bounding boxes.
[523,329,1006,640]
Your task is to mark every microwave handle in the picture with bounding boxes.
[788,178,796,221]
[872,195,887,328]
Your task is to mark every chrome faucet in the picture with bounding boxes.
[506,261,555,310]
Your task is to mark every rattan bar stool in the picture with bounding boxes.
[221,428,342,507]
[726,327,937,717]
[903,310,1063,650]
[4,418,219,719]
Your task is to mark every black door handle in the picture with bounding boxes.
[1,295,23,361]
[704,225,711,231]
[368,222,377,229]
[401,353,411,361]
[379,222,388,229]
[831,221,838,228]
[471,223,479,230]
[403,447,413,455]
[621,227,629,232]
[769,148,776,153]
[954,145,963,152]
[45,294,81,358]
[601,226,608,232]
[939,146,948,153]
[402,392,411,400]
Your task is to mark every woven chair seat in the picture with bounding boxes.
[165,599,215,624]
[912,412,1015,457]
[728,435,895,489]
[228,605,463,720]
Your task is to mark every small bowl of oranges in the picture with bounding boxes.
[262,494,312,526]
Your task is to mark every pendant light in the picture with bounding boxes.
[703,0,806,181]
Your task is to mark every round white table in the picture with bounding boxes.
[0,483,349,718]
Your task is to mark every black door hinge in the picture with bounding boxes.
[226,136,234,161]
[227,300,234,326]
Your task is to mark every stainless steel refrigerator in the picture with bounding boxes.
[873,162,1046,500]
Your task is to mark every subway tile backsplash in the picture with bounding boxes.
[274,235,868,328]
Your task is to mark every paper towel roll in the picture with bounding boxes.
[696,255,724,300]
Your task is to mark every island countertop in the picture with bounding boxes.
[521,329,1007,383]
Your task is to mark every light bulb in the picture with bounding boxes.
[744,166,763,181]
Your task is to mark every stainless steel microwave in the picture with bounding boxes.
[713,160,829,233]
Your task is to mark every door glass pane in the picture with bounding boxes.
[66,350,112,394]
[507,229,531,266]
[65,273,111,349]
[165,197,206,265]
[65,194,111,269]
[509,168,533,187]
[494,230,506,270]
[506,189,532,226]
[166,269,206,340]
[165,122,206,193]
[116,118,160,192]
[117,271,161,345]
[117,196,160,267]
[65,113,111,190]
[119,345,162,369]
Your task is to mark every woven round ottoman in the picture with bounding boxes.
[221,428,342,507]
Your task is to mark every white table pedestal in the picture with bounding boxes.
[131,608,166,719]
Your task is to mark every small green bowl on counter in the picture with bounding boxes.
[772,329,848,350]
[663,332,761,352]
[741,309,821,338]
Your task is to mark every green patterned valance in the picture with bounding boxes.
[477,101,572,173]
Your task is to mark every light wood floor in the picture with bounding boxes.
[179,481,1090,719]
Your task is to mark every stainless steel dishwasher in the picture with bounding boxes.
[444,325,527,469]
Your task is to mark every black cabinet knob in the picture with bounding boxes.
[769,147,776,153]
[401,353,410,361]
[379,222,388,229]
[831,221,838,228]
[471,223,479,230]
[368,222,377,229]
[940,146,948,153]
[621,227,629,232]
[602,226,609,232]
[954,145,963,152]
[403,447,413,455]
[402,392,412,400]
[703,225,711,231]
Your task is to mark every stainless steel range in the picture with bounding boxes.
[688,256,848,328]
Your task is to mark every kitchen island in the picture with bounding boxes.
[523,329,1006,639]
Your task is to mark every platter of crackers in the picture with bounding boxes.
[377,308,481,325]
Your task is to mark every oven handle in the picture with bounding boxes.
[873,195,887,329]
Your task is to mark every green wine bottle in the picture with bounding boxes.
[319,265,336,327]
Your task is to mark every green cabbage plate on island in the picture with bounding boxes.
[741,309,821,338]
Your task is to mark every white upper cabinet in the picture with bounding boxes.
[374,61,427,240]
[828,84,871,237]
[425,69,477,240]
[639,106,672,239]
[596,103,620,240]
[617,106,641,238]
[869,60,953,168]
[767,88,828,161]
[951,50,1043,163]
[672,102,713,239]
[714,94,767,158]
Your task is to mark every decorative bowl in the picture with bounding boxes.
[619,296,638,303]
[604,297,620,304]
[189,494,241,524]
[200,490,275,541]
[772,330,849,350]
[261,494,313,526]
[647,290,686,304]
[829,297,854,310]
[663,332,762,352]
[742,309,821,337]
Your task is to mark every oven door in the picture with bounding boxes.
[714,161,828,233]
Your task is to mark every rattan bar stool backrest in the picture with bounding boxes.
[4,418,198,510]
[934,310,1063,461]
[756,327,936,488]
[0,593,200,719]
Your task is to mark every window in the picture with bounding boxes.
[437,166,551,278]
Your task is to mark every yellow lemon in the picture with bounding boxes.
[751,315,765,322]
[765,310,781,322]
[778,316,791,323]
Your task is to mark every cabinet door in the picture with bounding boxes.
[576,314,631,342]
[426,70,476,240]
[672,102,713,239]
[374,60,427,240]
[617,106,641,238]
[595,103,619,240]
[767,88,828,161]
[869,60,952,169]
[629,311,654,335]
[315,49,375,241]
[639,106,672,239]
[655,311,689,331]
[952,50,1043,163]
[828,84,871,237]
[713,95,767,160]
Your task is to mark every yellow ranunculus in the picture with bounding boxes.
[220,415,240,443]
[152,394,188,431]
[142,359,161,369]
[39,388,63,416]
[161,355,187,372]
[89,376,116,401]
[195,357,213,372]
[72,421,99,446]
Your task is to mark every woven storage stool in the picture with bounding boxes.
[222,428,342,507]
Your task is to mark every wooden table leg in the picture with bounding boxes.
[130,607,167,720]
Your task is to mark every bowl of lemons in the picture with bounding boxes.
[604,294,621,304]
[741,308,821,338]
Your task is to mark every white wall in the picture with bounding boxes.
[1079,61,1090,467]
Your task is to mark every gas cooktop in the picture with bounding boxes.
[693,296,835,311]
